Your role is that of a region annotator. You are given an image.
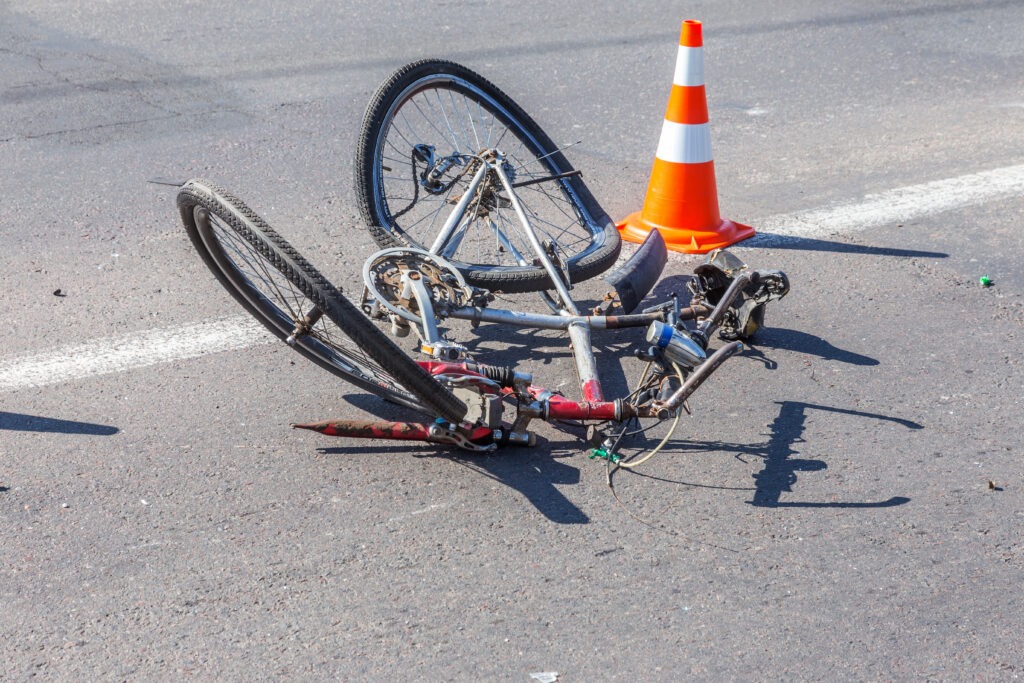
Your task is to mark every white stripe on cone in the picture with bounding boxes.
[655,121,713,164]
[672,46,705,87]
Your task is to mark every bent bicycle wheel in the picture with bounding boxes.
[355,59,621,294]
[177,179,467,424]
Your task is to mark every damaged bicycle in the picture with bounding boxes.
[174,59,790,461]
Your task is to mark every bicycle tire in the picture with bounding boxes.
[355,59,620,294]
[177,179,467,424]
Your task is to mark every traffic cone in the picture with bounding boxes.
[618,19,754,253]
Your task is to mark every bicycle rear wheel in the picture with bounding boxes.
[355,59,620,294]
[177,179,467,424]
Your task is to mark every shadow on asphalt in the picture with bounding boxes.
[752,401,918,508]
[447,450,589,524]
[329,395,589,523]
[317,440,589,524]
[745,327,879,367]
[748,233,948,259]
[648,401,919,508]
[319,398,921,520]
[0,411,119,435]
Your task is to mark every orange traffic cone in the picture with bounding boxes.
[618,19,754,253]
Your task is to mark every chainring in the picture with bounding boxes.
[363,247,473,324]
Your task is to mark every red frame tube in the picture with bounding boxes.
[531,387,620,421]
[421,361,624,422]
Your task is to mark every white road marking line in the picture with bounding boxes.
[0,315,273,392]
[3,164,1023,392]
[752,163,1024,242]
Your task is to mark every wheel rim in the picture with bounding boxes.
[193,206,427,408]
[371,74,605,274]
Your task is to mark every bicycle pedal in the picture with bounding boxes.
[420,339,468,361]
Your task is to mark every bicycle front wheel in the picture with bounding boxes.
[355,59,620,294]
[177,179,467,424]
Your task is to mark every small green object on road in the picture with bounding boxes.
[588,448,622,464]
[979,275,992,287]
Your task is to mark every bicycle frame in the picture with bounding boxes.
[298,148,786,452]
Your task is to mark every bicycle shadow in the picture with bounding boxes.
[316,442,588,525]
[742,326,879,367]
[649,401,918,508]
[329,393,917,518]
[750,401,917,507]
[0,411,119,435]
[447,447,589,523]
[331,395,589,523]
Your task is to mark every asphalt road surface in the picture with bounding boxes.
[2,1,1022,680]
